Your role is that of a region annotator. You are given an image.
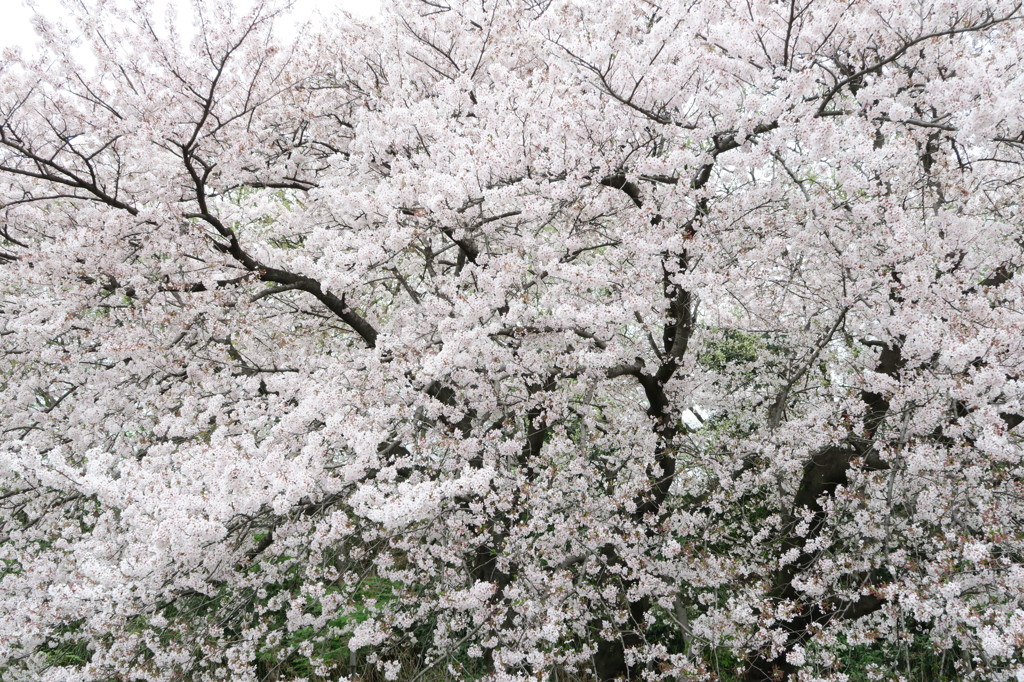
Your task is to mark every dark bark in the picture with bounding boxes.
[743,341,904,680]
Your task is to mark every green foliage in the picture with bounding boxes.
[249,561,404,681]
[698,328,761,373]
[834,632,964,682]
[39,620,92,670]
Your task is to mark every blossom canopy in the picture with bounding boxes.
[2,0,1024,680]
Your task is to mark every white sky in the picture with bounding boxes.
[0,0,382,57]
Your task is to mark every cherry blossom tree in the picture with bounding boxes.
[2,0,1024,680]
